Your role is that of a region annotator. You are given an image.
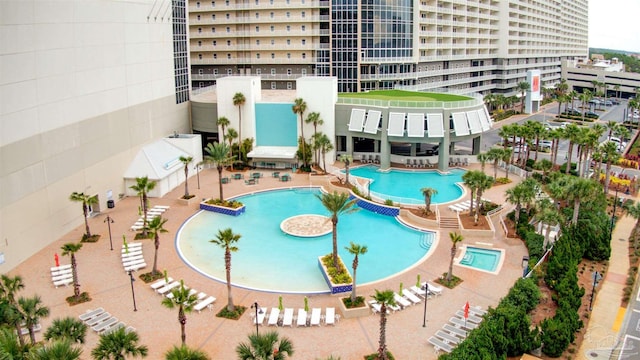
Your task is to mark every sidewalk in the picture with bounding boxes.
[576,213,636,359]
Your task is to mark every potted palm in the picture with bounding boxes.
[339,242,370,318]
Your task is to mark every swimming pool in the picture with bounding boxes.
[176,188,435,293]
[457,246,504,274]
[347,165,465,205]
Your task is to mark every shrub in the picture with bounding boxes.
[321,254,352,284]
[206,198,244,208]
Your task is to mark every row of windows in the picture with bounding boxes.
[196,11,305,20]
[200,68,306,77]
[197,39,308,46]
[195,0,302,7]
[197,52,306,59]
[197,25,307,33]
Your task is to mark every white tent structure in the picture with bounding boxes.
[124,134,203,198]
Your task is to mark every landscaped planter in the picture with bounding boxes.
[318,256,352,295]
[338,298,370,319]
[200,200,246,216]
[177,196,198,206]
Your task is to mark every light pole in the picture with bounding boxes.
[609,187,620,241]
[589,271,602,311]
[128,271,137,311]
[104,215,114,251]
[421,283,429,327]
[194,164,201,189]
[251,302,263,336]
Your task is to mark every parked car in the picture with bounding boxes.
[584,111,599,119]
[611,99,620,105]
[604,100,613,106]
[536,140,552,151]
[563,109,581,116]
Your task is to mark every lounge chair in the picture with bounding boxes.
[282,308,294,327]
[449,316,478,330]
[85,312,111,326]
[374,155,380,164]
[92,317,118,333]
[466,305,487,317]
[79,308,105,321]
[455,310,483,324]
[221,177,230,184]
[267,308,280,326]
[393,293,412,308]
[51,273,73,282]
[244,178,257,185]
[325,307,337,326]
[149,207,167,212]
[296,309,307,327]
[153,205,170,210]
[121,255,144,264]
[253,308,267,325]
[405,158,412,168]
[436,330,461,344]
[402,288,423,304]
[124,262,146,272]
[428,336,453,354]
[156,281,181,295]
[194,296,216,313]
[463,158,469,166]
[310,308,322,326]
[368,300,381,314]
[122,258,145,268]
[426,159,435,168]
[50,264,72,272]
[150,277,174,290]
[443,324,467,338]
[412,159,419,168]
[121,249,143,257]
[101,322,125,335]
[423,282,443,296]
[410,285,429,299]
[53,278,74,288]
[447,204,466,213]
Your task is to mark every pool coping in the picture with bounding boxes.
[454,244,505,275]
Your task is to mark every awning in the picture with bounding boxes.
[247,146,298,159]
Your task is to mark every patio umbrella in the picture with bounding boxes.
[54,253,59,267]
[464,301,470,328]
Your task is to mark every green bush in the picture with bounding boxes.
[321,254,352,284]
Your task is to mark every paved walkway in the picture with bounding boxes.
[9,165,528,359]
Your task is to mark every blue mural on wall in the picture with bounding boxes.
[255,103,298,146]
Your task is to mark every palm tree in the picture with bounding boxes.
[165,345,210,360]
[129,176,157,237]
[517,81,530,113]
[161,280,199,346]
[526,120,545,162]
[306,112,324,164]
[0,274,26,346]
[601,141,621,195]
[225,128,239,167]
[91,327,148,360]
[292,98,308,168]
[338,154,353,185]
[204,142,233,201]
[420,187,438,214]
[533,159,553,177]
[486,148,504,180]
[44,317,87,344]
[566,178,599,225]
[315,191,359,270]
[474,174,494,224]
[69,192,98,239]
[345,242,368,303]
[30,339,83,360]
[233,92,246,148]
[18,295,49,344]
[147,216,168,276]
[60,242,83,299]
[179,156,193,199]
[0,327,30,358]
[501,148,513,179]
[476,152,490,173]
[534,199,563,248]
[210,228,241,312]
[462,170,483,216]
[446,232,464,282]
[563,124,580,174]
[371,289,396,360]
[236,331,294,360]
[217,116,230,144]
[317,133,333,173]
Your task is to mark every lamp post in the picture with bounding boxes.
[589,271,602,311]
[128,270,137,311]
[609,187,620,240]
[104,215,114,251]
[194,164,201,190]
[251,302,262,336]
[421,283,429,327]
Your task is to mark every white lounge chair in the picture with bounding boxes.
[253,307,267,325]
[447,204,466,213]
[53,278,73,288]
[51,273,73,282]
[121,249,142,257]
[124,262,146,272]
[153,205,170,210]
[455,310,483,324]
[51,268,72,277]
[310,308,322,326]
[85,312,111,326]
[282,308,294,327]
[100,321,125,335]
[156,281,181,295]
[122,258,145,268]
[296,309,307,327]
[50,264,72,272]
[443,324,467,338]
[121,255,144,264]
[402,288,422,304]
[325,307,336,325]
[410,285,429,299]
[464,305,487,316]
[428,336,453,354]
[79,308,105,321]
[449,316,477,330]
[194,296,216,313]
[92,317,118,332]
[436,330,461,344]
[267,308,280,326]
[424,282,443,296]
[393,293,412,308]
[150,277,174,290]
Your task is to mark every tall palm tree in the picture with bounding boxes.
[129,176,157,237]
[306,112,324,164]
[446,232,464,282]
[338,154,353,185]
[462,170,483,216]
[534,199,563,248]
[179,156,193,199]
[210,228,241,312]
[486,148,504,180]
[563,124,580,174]
[501,148,513,179]
[476,152,490,173]
[0,274,26,346]
[91,327,148,360]
[30,339,83,360]
[601,141,621,195]
[44,317,87,344]
[526,120,545,162]
[474,173,494,224]
[204,142,233,201]
[69,192,98,239]
[233,92,246,147]
[60,242,83,299]
[165,345,210,360]
[371,289,396,360]
[292,98,308,168]
[18,295,49,344]
[236,331,294,360]
[317,133,333,173]
[345,242,368,303]
[161,281,199,346]
[420,187,438,214]
[147,216,168,276]
[517,81,530,113]
[0,327,30,358]
[217,116,230,144]
[566,178,599,225]
[315,191,359,270]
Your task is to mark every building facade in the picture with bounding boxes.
[188,0,588,95]
[0,0,191,270]
[562,58,640,99]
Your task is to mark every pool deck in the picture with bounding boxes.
[8,163,528,359]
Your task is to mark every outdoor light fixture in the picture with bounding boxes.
[128,270,137,312]
[251,301,263,336]
[104,215,115,251]
[421,283,429,327]
[522,256,529,278]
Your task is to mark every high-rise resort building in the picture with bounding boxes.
[188,0,588,94]
[0,0,192,270]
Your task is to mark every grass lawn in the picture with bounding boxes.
[338,89,471,102]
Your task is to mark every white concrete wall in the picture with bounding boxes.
[216,76,261,142]
[0,0,190,270]
[296,77,338,164]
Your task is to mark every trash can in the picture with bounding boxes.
[107,200,115,209]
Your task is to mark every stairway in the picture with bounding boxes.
[439,217,460,229]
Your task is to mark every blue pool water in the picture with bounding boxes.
[176,188,434,293]
[347,165,465,205]
[459,247,502,273]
